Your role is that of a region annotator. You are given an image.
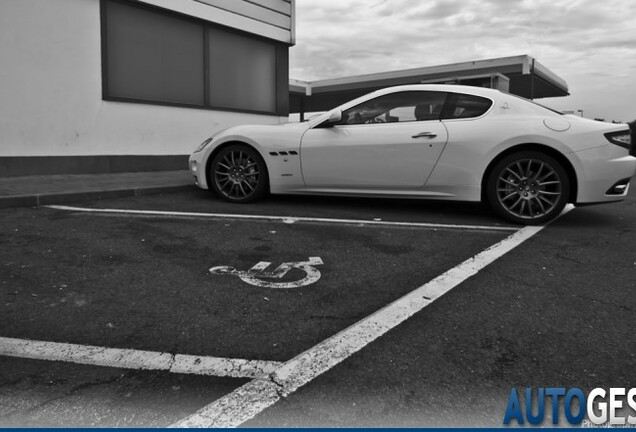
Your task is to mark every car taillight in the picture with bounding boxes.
[604,130,631,150]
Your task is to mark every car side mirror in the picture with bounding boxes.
[328,110,343,124]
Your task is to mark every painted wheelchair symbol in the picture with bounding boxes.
[209,257,324,289]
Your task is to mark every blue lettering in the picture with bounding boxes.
[504,388,524,425]
[525,387,545,424]
[565,388,586,424]
[545,387,566,424]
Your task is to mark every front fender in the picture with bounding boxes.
[200,123,310,191]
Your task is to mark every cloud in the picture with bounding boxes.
[291,0,636,121]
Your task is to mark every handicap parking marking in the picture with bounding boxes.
[3,210,502,363]
[0,336,282,379]
[45,205,519,232]
[172,206,574,427]
[210,257,324,289]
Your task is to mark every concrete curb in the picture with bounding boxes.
[0,184,196,209]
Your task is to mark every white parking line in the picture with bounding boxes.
[171,205,573,427]
[0,337,282,379]
[45,205,518,232]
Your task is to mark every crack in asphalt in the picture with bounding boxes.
[268,373,286,399]
[165,352,177,372]
[570,293,636,315]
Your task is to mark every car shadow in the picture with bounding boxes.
[256,193,509,227]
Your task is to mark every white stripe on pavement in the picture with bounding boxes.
[171,205,573,427]
[45,205,518,232]
[0,337,282,379]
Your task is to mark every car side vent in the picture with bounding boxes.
[269,151,299,157]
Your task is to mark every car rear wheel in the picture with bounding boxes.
[209,144,267,203]
[487,151,570,225]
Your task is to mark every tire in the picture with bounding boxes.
[209,144,267,203]
[486,151,570,225]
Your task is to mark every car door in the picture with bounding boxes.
[300,91,449,189]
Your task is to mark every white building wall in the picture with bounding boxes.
[0,0,287,161]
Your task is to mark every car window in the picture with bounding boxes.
[340,91,448,125]
[442,93,492,119]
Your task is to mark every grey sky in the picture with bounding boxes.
[290,0,636,122]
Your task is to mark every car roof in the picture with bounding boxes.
[372,84,501,98]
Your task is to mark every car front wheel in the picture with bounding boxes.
[486,151,570,225]
[209,144,267,203]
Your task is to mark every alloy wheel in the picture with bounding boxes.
[212,148,263,201]
[495,158,563,220]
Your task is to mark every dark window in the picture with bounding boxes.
[341,91,448,125]
[104,0,205,105]
[101,0,287,115]
[442,93,493,119]
[208,28,276,113]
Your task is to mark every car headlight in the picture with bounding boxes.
[193,137,213,153]
[604,130,631,150]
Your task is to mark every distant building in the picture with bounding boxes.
[0,0,294,177]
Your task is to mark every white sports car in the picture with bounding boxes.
[189,84,636,224]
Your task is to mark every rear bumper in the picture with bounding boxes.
[572,146,636,204]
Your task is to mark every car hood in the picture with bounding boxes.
[206,121,312,154]
[215,121,309,139]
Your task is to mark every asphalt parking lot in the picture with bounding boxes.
[1,188,635,427]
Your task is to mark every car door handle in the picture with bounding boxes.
[412,132,437,139]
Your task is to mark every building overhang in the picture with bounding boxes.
[289,55,568,114]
